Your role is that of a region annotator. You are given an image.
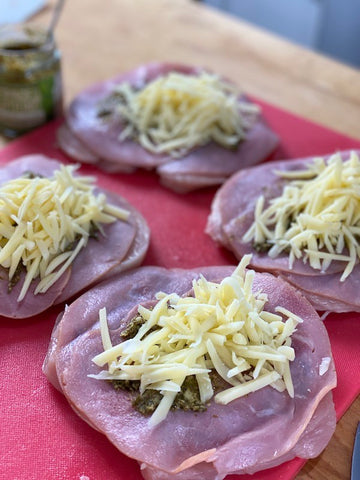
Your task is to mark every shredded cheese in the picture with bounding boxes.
[90,255,302,427]
[110,71,259,157]
[0,164,129,301]
[243,151,360,281]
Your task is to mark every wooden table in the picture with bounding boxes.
[2,0,360,478]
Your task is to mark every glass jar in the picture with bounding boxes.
[0,24,63,138]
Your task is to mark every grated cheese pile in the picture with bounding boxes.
[90,255,301,427]
[243,151,360,281]
[112,71,259,157]
[0,164,129,301]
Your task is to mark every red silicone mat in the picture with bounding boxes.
[0,100,360,480]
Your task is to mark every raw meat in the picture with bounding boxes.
[0,155,150,318]
[59,63,279,192]
[206,151,360,312]
[44,265,336,479]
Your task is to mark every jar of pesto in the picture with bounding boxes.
[0,24,63,138]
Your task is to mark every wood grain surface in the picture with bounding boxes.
[1,0,360,478]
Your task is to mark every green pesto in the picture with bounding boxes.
[120,311,160,340]
[96,92,126,119]
[112,313,209,415]
[253,241,273,253]
[89,221,100,239]
[21,170,43,179]
[112,374,206,416]
[7,262,24,292]
[0,26,60,84]
[170,375,206,412]
[112,379,140,393]
[253,241,291,254]
[120,314,145,340]
[0,25,62,138]
[132,389,163,416]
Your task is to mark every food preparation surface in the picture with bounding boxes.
[0,98,360,479]
[1,1,360,478]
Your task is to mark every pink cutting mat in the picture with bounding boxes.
[0,101,360,480]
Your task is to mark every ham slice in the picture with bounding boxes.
[58,62,279,192]
[43,265,336,479]
[0,155,150,318]
[206,150,360,312]
[56,124,99,165]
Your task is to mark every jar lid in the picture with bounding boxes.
[0,24,54,56]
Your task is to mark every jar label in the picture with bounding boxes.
[0,72,62,132]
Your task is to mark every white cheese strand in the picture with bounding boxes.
[91,255,301,427]
[112,72,259,157]
[244,151,360,280]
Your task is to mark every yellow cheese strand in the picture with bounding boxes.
[113,72,259,157]
[91,255,301,426]
[0,164,129,301]
[243,151,360,280]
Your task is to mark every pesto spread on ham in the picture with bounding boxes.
[57,62,279,193]
[206,150,360,312]
[0,155,149,318]
[90,256,302,426]
[43,263,336,480]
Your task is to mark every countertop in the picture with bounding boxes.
[1,0,360,478]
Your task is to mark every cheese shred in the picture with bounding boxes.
[110,71,259,157]
[0,164,129,301]
[90,255,302,427]
[243,151,360,280]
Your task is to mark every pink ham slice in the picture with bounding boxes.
[157,119,280,193]
[0,155,150,318]
[279,266,360,312]
[206,150,360,312]
[59,62,279,192]
[56,124,99,165]
[43,265,336,479]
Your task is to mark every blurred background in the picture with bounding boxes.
[1,0,360,68]
[201,0,360,67]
